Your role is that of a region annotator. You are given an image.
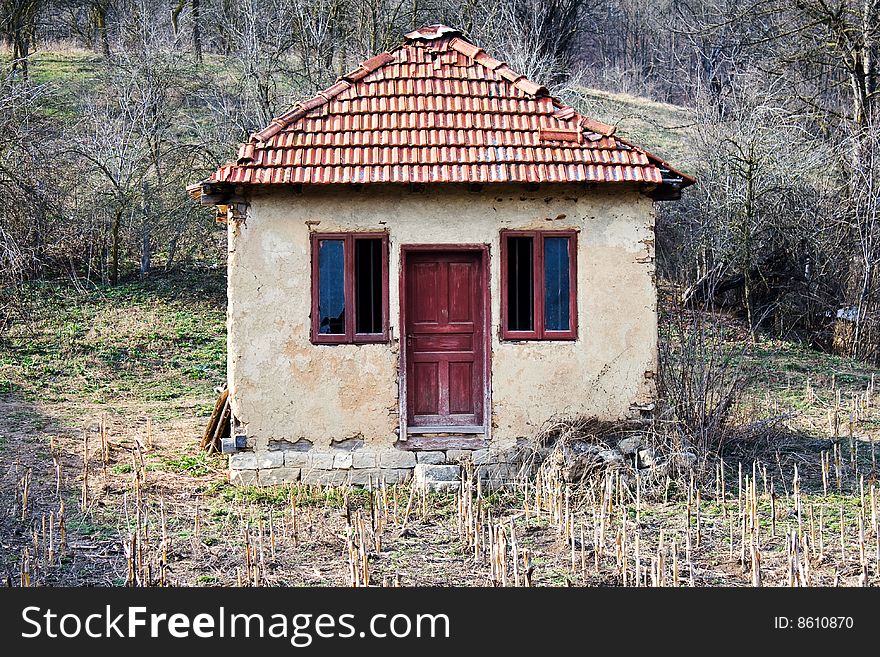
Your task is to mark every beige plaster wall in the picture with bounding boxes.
[227,183,657,460]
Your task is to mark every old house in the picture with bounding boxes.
[189,25,694,487]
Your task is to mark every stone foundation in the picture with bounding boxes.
[228,445,523,488]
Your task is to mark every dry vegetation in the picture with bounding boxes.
[3,1,880,588]
[1,272,878,587]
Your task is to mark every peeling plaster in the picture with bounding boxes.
[227,183,658,455]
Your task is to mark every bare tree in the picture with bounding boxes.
[1,0,40,78]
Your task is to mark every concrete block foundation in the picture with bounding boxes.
[229,445,523,488]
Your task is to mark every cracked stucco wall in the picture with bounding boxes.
[227,183,657,460]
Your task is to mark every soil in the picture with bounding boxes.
[1,393,877,587]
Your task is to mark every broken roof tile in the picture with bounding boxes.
[580,116,616,137]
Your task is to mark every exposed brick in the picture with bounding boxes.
[347,468,383,486]
[333,452,354,469]
[285,451,311,468]
[229,468,259,486]
[351,450,379,469]
[301,469,349,486]
[258,451,285,469]
[414,464,460,492]
[308,452,335,469]
[471,449,491,466]
[477,462,518,489]
[489,447,522,464]
[382,468,414,484]
[445,449,473,463]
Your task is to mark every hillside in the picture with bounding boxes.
[6,51,878,592]
[16,50,697,176]
[571,87,697,176]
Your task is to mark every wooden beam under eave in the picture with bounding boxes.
[199,193,229,206]
[644,182,683,201]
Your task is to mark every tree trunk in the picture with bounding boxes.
[863,0,878,121]
[11,29,29,79]
[140,182,151,280]
[94,1,110,58]
[9,4,33,81]
[192,0,202,65]
[110,207,121,285]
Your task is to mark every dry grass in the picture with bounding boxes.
[1,273,878,587]
[2,398,877,587]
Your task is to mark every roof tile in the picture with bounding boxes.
[449,37,483,60]
[496,66,524,83]
[203,25,692,189]
[515,79,547,96]
[362,52,396,73]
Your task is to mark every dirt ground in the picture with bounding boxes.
[1,275,878,587]
[1,389,878,587]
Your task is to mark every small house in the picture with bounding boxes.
[189,25,694,486]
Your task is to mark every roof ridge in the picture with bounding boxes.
[246,29,563,157]
[404,24,460,41]
[612,134,696,184]
[194,25,696,193]
[248,51,396,149]
[447,36,548,98]
[442,34,617,140]
[578,113,617,138]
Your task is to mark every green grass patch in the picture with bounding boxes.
[160,451,215,477]
[567,87,696,176]
[64,515,117,541]
[0,269,226,405]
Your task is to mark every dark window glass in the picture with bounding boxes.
[355,238,383,334]
[543,236,570,331]
[507,236,534,331]
[318,239,345,334]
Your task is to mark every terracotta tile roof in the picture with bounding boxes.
[196,25,694,192]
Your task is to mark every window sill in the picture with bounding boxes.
[311,336,390,345]
[499,336,578,342]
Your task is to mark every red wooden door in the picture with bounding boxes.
[405,251,484,428]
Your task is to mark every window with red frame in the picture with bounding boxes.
[311,233,389,344]
[501,230,577,340]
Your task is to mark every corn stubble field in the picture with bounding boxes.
[1,272,879,587]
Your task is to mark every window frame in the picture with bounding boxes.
[500,229,578,341]
[310,231,389,345]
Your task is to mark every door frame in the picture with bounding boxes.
[398,244,491,447]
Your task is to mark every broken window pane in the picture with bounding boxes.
[355,238,383,334]
[507,236,534,331]
[544,236,570,331]
[318,239,345,334]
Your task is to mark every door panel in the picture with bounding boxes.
[405,251,484,428]
[448,361,474,414]
[411,262,440,324]
[412,362,439,415]
[447,262,473,323]
[411,334,472,352]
